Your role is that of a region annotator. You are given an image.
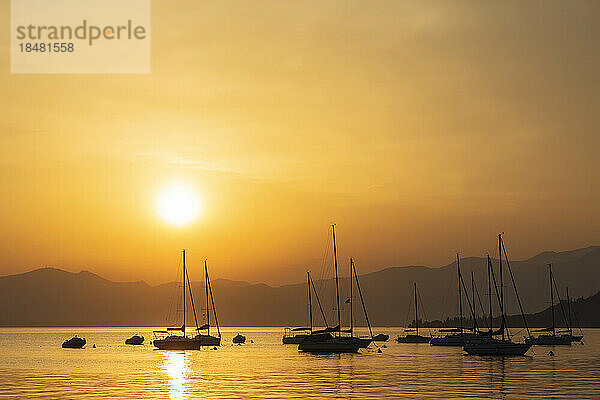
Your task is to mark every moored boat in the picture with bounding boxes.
[430,331,484,346]
[372,333,389,342]
[62,336,86,348]
[526,333,571,346]
[464,338,531,356]
[283,328,311,344]
[299,333,362,353]
[125,335,144,345]
[431,254,484,346]
[283,272,328,345]
[232,333,246,344]
[153,251,221,350]
[396,333,431,344]
[463,234,533,356]
[298,225,362,353]
[396,283,431,344]
[526,264,572,346]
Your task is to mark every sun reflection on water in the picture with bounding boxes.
[160,352,190,400]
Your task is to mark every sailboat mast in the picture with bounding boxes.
[205,259,210,336]
[308,272,313,332]
[549,264,555,336]
[471,270,476,327]
[498,234,504,340]
[487,255,493,331]
[566,287,572,334]
[457,253,463,331]
[182,249,186,335]
[349,258,353,336]
[332,224,341,336]
[414,282,418,335]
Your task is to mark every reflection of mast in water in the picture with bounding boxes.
[161,352,190,400]
[488,357,506,398]
[499,357,505,397]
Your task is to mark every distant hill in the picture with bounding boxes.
[417,291,599,329]
[516,291,599,328]
[0,245,599,327]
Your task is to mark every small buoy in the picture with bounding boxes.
[93,344,96,348]
[213,346,217,350]
[250,340,254,343]
[548,351,554,356]
[377,348,382,353]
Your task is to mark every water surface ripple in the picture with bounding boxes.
[1,327,599,399]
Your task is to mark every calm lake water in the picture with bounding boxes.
[0,327,599,399]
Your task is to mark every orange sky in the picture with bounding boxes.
[1,1,599,285]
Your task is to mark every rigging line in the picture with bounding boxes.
[438,269,453,322]
[551,273,570,329]
[416,285,431,334]
[500,237,532,339]
[309,273,329,327]
[352,259,373,338]
[166,254,182,325]
[564,290,584,336]
[571,307,584,336]
[185,265,200,331]
[473,275,487,327]
[403,287,413,329]
[458,270,479,331]
[315,233,333,322]
[316,232,331,285]
[290,267,309,322]
[206,263,221,337]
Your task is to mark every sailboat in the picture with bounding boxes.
[526,264,571,346]
[298,225,362,353]
[396,283,431,343]
[153,251,221,350]
[431,254,483,346]
[464,234,532,356]
[283,272,328,344]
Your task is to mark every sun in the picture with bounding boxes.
[155,182,201,226]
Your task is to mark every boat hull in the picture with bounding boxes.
[62,337,86,349]
[563,334,583,342]
[358,338,372,348]
[430,333,484,346]
[396,334,430,344]
[232,335,246,344]
[283,335,309,344]
[125,336,144,345]
[464,340,531,356]
[298,334,361,353]
[372,334,389,342]
[154,335,221,350]
[526,334,571,346]
[195,334,221,346]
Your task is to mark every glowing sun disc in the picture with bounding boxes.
[156,182,201,226]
